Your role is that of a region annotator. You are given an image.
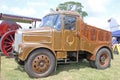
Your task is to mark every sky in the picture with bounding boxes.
[0,0,120,30]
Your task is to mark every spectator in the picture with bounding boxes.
[112,37,118,44]
[117,37,120,44]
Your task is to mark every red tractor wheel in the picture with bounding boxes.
[0,30,16,57]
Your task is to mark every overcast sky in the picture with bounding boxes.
[0,0,120,30]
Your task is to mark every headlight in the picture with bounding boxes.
[14,30,22,52]
[18,47,23,54]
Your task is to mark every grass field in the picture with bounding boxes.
[1,52,120,80]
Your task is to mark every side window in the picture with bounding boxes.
[54,15,62,30]
[64,15,76,30]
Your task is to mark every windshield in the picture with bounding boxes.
[40,14,62,30]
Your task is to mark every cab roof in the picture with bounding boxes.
[45,10,81,17]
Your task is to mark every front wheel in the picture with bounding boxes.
[89,48,111,69]
[24,49,56,78]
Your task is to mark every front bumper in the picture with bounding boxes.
[14,54,24,66]
[12,51,19,56]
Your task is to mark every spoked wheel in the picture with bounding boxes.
[24,49,56,78]
[0,30,16,57]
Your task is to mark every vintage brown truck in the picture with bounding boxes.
[13,11,113,78]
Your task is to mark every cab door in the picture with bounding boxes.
[63,15,79,51]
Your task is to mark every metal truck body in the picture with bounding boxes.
[14,11,113,78]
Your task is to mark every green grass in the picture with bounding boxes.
[1,53,120,80]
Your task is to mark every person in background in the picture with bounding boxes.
[112,37,118,44]
[112,37,119,54]
[117,37,120,44]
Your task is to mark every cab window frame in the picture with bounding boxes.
[64,15,77,30]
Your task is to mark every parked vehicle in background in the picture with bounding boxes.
[14,11,113,78]
[0,13,41,57]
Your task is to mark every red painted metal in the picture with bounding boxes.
[0,20,21,37]
[0,13,41,57]
[0,30,15,56]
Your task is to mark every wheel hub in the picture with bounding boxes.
[32,55,50,74]
[100,55,106,63]
[39,61,44,67]
[99,53,108,65]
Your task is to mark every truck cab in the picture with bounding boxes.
[14,11,113,78]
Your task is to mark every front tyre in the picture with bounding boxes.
[24,49,56,78]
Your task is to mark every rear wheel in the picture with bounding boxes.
[24,49,56,78]
[0,30,16,57]
[89,48,111,69]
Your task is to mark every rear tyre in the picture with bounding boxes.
[0,30,15,57]
[24,49,56,78]
[90,48,111,69]
[0,37,1,52]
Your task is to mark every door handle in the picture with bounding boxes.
[76,31,80,37]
